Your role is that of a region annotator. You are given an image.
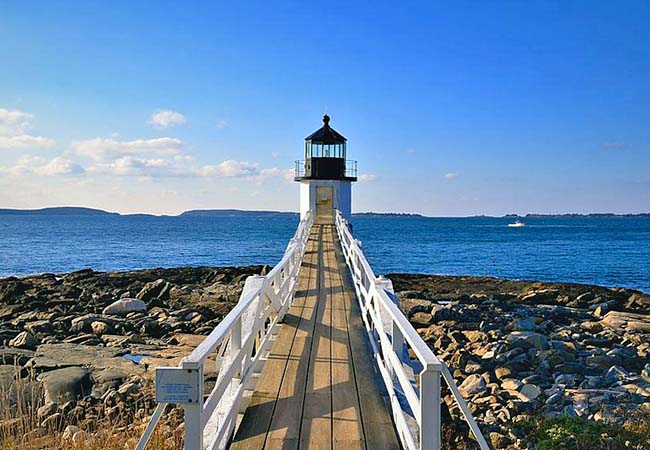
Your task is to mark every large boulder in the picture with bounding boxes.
[102,298,147,316]
[39,367,91,403]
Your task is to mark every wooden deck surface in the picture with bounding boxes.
[230,225,400,450]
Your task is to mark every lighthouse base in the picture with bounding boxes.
[300,180,351,224]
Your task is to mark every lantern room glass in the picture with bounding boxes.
[305,141,346,159]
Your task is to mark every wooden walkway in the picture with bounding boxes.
[230,225,400,450]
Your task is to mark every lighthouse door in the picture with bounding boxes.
[315,186,334,224]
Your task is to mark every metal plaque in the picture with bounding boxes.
[155,367,201,404]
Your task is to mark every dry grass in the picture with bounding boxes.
[0,366,183,450]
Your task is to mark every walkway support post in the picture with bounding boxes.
[420,366,441,450]
[182,360,204,450]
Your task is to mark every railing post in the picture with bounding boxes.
[420,366,441,450]
[182,361,204,450]
[232,316,242,375]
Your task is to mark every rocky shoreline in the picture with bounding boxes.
[390,274,650,449]
[1,268,649,449]
[0,266,265,447]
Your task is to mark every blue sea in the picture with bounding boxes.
[0,215,648,293]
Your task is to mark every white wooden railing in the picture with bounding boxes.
[136,211,313,450]
[334,210,490,450]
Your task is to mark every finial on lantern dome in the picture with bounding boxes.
[323,114,330,126]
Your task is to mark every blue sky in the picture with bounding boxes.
[0,1,648,215]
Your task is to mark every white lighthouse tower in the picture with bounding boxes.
[295,115,357,224]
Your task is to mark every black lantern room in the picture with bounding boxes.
[294,115,357,181]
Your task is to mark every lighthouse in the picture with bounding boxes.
[294,115,357,224]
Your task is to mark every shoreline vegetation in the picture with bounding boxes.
[0,206,648,218]
[1,268,650,449]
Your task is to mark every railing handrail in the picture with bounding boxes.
[334,210,489,450]
[137,211,314,450]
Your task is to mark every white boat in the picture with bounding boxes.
[507,220,526,228]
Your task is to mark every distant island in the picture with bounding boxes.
[0,207,647,218]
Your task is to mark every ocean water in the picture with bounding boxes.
[0,215,648,293]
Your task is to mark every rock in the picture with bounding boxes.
[37,402,58,420]
[459,374,486,397]
[136,279,171,303]
[91,321,109,336]
[506,331,549,351]
[601,311,650,332]
[430,304,459,322]
[39,367,91,403]
[62,425,80,440]
[9,331,40,350]
[604,365,629,385]
[580,321,603,333]
[510,317,538,332]
[518,384,542,402]
[520,289,558,304]
[73,430,87,443]
[464,361,483,374]
[24,320,53,337]
[41,412,63,429]
[489,432,510,448]
[0,278,28,303]
[642,364,650,383]
[501,379,522,391]
[576,292,596,303]
[410,312,433,327]
[118,381,140,396]
[399,298,431,317]
[102,298,147,316]
[494,367,512,380]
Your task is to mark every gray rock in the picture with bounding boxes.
[459,374,487,396]
[102,298,147,316]
[9,331,40,350]
[506,331,549,351]
[510,317,538,332]
[518,384,542,402]
[136,279,171,303]
[604,365,629,385]
[39,367,91,403]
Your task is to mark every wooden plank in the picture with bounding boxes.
[232,225,401,450]
[300,225,333,450]
[264,230,323,450]
[332,231,402,450]
[328,225,365,450]
[231,229,320,450]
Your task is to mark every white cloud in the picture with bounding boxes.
[74,137,183,161]
[88,156,178,177]
[0,108,55,150]
[215,119,228,130]
[34,157,84,175]
[0,108,33,135]
[0,155,83,176]
[197,160,260,178]
[259,167,294,182]
[0,135,55,150]
[359,173,378,182]
[444,172,458,180]
[148,110,187,129]
[404,147,415,154]
[271,151,281,159]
